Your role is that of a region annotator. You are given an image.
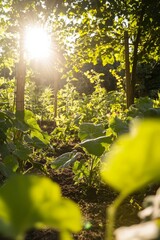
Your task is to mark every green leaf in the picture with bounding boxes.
[0,144,11,159]
[0,155,18,177]
[14,119,29,132]
[109,116,129,136]
[0,130,7,143]
[13,144,32,161]
[101,119,160,195]
[144,108,160,118]
[24,111,51,146]
[24,110,41,131]
[31,131,50,146]
[51,150,81,169]
[79,123,105,141]
[3,155,19,176]
[80,136,112,156]
[0,175,82,239]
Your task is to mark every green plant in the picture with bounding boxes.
[0,109,50,177]
[51,150,82,170]
[51,81,81,144]
[72,122,112,187]
[0,77,15,111]
[51,72,114,145]
[0,174,82,240]
[38,86,54,121]
[100,119,160,240]
[50,122,112,187]
[81,70,109,124]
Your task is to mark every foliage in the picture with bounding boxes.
[1,0,160,239]
[0,109,50,177]
[80,136,108,156]
[51,121,113,187]
[127,97,153,118]
[78,122,105,141]
[60,0,160,105]
[72,122,112,187]
[52,81,80,143]
[100,119,160,240]
[0,174,82,240]
[0,77,15,111]
[51,150,82,169]
[51,75,111,144]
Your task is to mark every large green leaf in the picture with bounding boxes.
[31,131,50,146]
[14,119,29,132]
[51,150,81,169]
[0,175,82,239]
[24,110,41,132]
[101,119,160,195]
[109,116,129,136]
[0,155,19,177]
[80,136,112,156]
[78,123,105,141]
[24,110,50,146]
[13,143,32,161]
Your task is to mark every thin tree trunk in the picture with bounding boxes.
[54,82,58,119]
[130,5,145,104]
[16,29,26,120]
[53,72,59,119]
[124,31,131,108]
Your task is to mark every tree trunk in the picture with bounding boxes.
[16,29,26,120]
[130,6,145,105]
[124,31,132,108]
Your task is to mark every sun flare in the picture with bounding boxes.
[24,27,51,60]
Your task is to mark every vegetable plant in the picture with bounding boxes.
[0,109,50,177]
[100,119,160,240]
[0,174,82,240]
[0,77,15,111]
[74,122,112,187]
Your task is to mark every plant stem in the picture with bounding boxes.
[105,192,128,240]
[89,156,96,186]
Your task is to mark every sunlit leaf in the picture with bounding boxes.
[101,119,160,195]
[24,110,41,131]
[0,175,82,239]
[31,135,49,148]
